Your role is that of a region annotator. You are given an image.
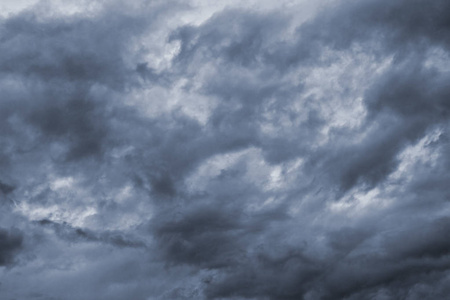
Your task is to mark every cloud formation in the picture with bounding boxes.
[0,0,449,299]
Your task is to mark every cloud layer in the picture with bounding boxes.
[0,0,449,299]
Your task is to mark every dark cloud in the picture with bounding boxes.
[0,0,449,299]
[37,219,146,248]
[0,181,15,195]
[0,228,23,266]
[0,8,147,88]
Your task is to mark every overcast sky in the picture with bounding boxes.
[0,0,449,299]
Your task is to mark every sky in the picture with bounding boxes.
[0,0,449,299]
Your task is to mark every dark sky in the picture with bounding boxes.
[0,0,450,299]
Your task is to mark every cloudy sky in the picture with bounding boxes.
[0,0,449,299]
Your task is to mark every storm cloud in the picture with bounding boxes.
[0,0,449,299]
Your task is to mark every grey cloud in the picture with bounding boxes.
[170,9,289,69]
[203,218,450,300]
[0,9,147,89]
[0,228,23,266]
[37,219,147,248]
[0,0,450,299]
[0,181,15,195]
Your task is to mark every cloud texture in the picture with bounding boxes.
[0,0,450,299]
